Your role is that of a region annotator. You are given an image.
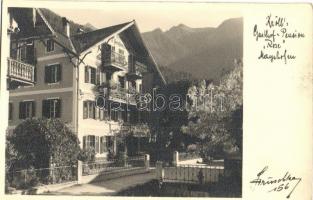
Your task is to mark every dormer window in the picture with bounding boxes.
[46,39,54,52]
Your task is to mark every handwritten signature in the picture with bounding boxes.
[250,166,301,198]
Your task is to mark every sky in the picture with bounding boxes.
[51,3,242,33]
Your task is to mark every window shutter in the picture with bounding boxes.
[91,102,95,119]
[34,67,37,82]
[9,103,13,120]
[45,66,51,83]
[100,109,104,120]
[95,136,99,153]
[83,136,86,150]
[42,100,48,118]
[19,102,25,119]
[100,137,103,154]
[96,68,100,85]
[85,66,89,83]
[95,107,99,120]
[55,99,61,118]
[83,101,88,119]
[31,101,36,117]
[57,64,62,82]
[86,135,91,149]
[19,102,22,119]
[104,137,108,152]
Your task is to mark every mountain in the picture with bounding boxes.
[84,23,97,31]
[142,18,243,81]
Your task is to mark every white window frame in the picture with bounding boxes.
[45,63,61,84]
[20,100,35,119]
[44,97,61,118]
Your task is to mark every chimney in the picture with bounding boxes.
[62,17,70,37]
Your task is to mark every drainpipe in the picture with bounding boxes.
[75,58,79,138]
[72,51,91,145]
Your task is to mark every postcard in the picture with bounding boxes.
[0,1,312,200]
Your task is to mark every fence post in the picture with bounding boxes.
[144,154,150,171]
[173,151,179,166]
[77,160,82,184]
[156,161,164,181]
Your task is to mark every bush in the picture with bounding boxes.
[78,147,96,163]
[116,151,128,167]
[7,118,82,188]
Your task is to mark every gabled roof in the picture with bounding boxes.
[38,9,76,52]
[9,8,54,40]
[70,22,133,54]
[12,8,166,85]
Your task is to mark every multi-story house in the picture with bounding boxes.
[7,8,166,159]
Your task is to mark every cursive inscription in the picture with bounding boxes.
[250,166,302,198]
[253,14,305,64]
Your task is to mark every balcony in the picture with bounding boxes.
[119,123,150,137]
[103,51,128,71]
[127,60,147,80]
[7,58,35,87]
[110,85,137,105]
[97,83,137,105]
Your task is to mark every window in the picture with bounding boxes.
[107,136,114,151]
[83,135,100,154]
[100,108,109,121]
[90,68,96,84]
[110,109,118,121]
[139,84,142,93]
[83,101,95,119]
[45,64,61,83]
[42,99,61,118]
[100,136,107,154]
[9,103,13,120]
[19,101,35,119]
[106,73,111,82]
[118,76,125,88]
[46,39,55,52]
[19,45,27,62]
[85,66,96,85]
[83,135,95,150]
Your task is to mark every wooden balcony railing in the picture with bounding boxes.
[110,85,137,105]
[7,58,35,83]
[97,83,137,105]
[103,51,128,71]
[119,123,150,137]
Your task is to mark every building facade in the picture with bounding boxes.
[7,8,166,159]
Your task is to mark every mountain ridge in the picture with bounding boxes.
[142,17,243,81]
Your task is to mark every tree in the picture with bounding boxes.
[182,59,243,160]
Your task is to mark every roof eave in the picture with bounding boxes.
[79,21,135,56]
[132,21,167,85]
